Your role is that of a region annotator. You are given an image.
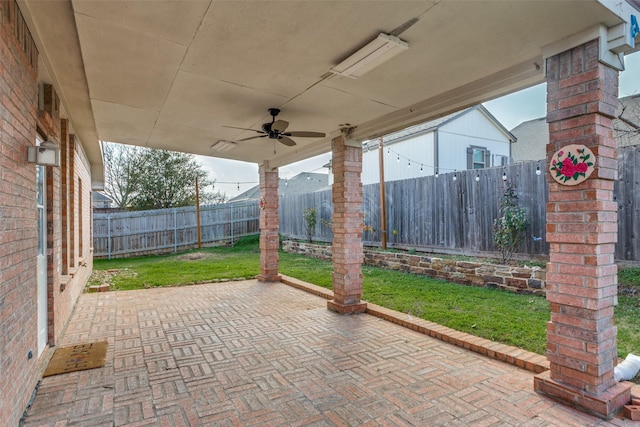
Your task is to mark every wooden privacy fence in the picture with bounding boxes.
[280,146,640,261]
[92,146,640,260]
[279,161,549,257]
[93,201,259,258]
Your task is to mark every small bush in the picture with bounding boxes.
[303,208,317,243]
[493,181,529,264]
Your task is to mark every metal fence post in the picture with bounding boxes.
[107,215,112,260]
[230,203,234,244]
[173,209,178,253]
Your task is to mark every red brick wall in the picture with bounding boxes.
[257,165,281,282]
[0,1,41,425]
[0,2,94,424]
[49,138,93,345]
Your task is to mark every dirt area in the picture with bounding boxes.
[85,268,137,290]
[176,252,221,261]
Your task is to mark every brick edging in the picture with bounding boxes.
[279,275,550,374]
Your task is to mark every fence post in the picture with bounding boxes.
[230,203,234,244]
[107,215,112,260]
[173,209,178,253]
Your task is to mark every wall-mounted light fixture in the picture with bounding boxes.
[28,140,60,166]
[210,140,237,152]
[330,33,409,79]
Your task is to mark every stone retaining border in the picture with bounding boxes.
[282,241,547,295]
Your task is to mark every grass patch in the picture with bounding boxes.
[92,235,260,290]
[91,239,640,361]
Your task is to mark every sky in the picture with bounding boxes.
[197,51,640,198]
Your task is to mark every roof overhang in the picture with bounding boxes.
[18,0,640,176]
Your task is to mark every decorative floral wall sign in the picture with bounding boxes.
[549,144,595,185]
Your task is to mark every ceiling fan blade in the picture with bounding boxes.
[285,131,326,138]
[238,135,267,142]
[278,136,296,146]
[272,119,289,132]
[223,125,262,132]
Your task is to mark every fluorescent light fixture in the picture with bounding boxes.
[330,33,409,79]
[210,140,237,152]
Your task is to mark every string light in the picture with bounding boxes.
[435,169,439,178]
[502,172,507,181]
[536,166,541,176]
[475,174,480,182]
[420,164,423,173]
[237,182,240,191]
[453,174,457,181]
[407,160,411,168]
[387,148,390,155]
[397,154,400,162]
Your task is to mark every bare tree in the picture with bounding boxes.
[615,96,640,147]
[102,142,145,208]
[101,142,227,210]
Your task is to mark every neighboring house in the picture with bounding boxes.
[510,117,548,162]
[511,94,640,162]
[357,105,515,185]
[92,191,113,209]
[229,172,329,202]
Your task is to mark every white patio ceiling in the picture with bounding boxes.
[19,0,640,181]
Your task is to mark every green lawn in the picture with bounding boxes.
[92,235,640,359]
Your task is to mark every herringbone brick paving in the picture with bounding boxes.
[22,280,636,426]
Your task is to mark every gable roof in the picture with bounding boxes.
[229,172,329,202]
[365,105,515,149]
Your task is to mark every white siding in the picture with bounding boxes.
[361,132,435,185]
[438,108,511,172]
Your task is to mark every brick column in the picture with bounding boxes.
[534,39,631,419]
[328,134,367,314]
[257,164,281,282]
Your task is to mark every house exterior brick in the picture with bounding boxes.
[0,2,95,424]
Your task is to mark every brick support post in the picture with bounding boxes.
[257,164,281,282]
[327,135,367,314]
[534,39,631,419]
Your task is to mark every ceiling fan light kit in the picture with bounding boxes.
[330,33,409,79]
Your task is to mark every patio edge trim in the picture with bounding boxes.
[279,274,550,374]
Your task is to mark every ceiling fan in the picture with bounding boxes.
[224,108,326,146]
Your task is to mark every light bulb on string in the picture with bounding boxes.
[397,154,400,162]
[453,174,457,181]
[435,169,439,178]
[237,182,240,191]
[407,160,411,168]
[420,164,423,173]
[536,166,541,176]
[387,148,390,156]
[502,172,507,181]
[475,174,480,182]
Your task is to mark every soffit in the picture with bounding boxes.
[21,0,634,169]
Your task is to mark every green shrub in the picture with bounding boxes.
[493,181,529,264]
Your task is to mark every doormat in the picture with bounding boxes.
[43,341,108,377]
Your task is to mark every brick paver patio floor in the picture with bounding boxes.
[22,280,635,426]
